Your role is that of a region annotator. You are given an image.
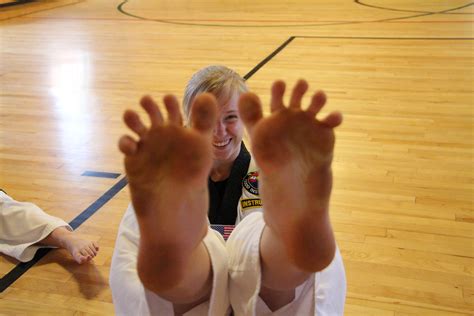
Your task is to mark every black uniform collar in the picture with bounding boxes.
[208,142,251,224]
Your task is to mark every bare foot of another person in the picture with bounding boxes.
[42,226,99,264]
[118,94,217,293]
[238,80,343,272]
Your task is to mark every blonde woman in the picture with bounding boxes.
[110,66,346,315]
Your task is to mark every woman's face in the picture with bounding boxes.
[211,92,244,164]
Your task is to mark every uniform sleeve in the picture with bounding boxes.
[236,163,263,224]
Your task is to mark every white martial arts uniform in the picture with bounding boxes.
[0,191,72,262]
[110,204,231,316]
[110,158,346,315]
[228,212,346,316]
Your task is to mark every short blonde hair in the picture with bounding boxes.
[183,65,248,123]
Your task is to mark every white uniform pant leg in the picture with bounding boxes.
[314,247,346,316]
[109,206,154,316]
[227,212,346,316]
[147,229,230,316]
[227,212,264,316]
[110,204,230,316]
[0,191,71,262]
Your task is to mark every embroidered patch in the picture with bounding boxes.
[243,171,259,195]
[241,198,262,210]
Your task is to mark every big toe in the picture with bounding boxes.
[191,93,218,134]
[238,93,263,131]
[74,251,90,264]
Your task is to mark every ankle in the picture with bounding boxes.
[288,218,336,272]
[42,226,72,249]
[137,240,205,295]
[137,245,186,292]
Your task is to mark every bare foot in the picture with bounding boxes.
[43,226,99,264]
[238,80,343,272]
[63,235,99,264]
[118,94,217,291]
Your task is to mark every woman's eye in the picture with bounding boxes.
[225,115,238,121]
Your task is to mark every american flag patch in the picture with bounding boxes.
[210,225,235,241]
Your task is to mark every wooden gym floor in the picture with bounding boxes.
[0,0,473,314]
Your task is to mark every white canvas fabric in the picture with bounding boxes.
[0,191,71,262]
[228,212,346,316]
[110,207,346,316]
[110,204,231,316]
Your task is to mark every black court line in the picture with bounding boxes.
[0,0,84,22]
[246,35,473,84]
[69,177,128,230]
[0,0,35,9]
[244,37,295,80]
[372,2,474,23]
[0,248,50,292]
[354,2,473,24]
[117,0,474,28]
[116,0,369,28]
[295,36,474,40]
[0,176,128,292]
[81,170,121,179]
[356,0,474,15]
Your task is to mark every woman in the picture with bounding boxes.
[182,66,259,226]
[110,65,346,315]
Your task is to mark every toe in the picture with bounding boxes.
[163,95,183,126]
[307,91,327,116]
[118,135,138,156]
[289,79,309,109]
[124,110,148,138]
[190,93,218,134]
[140,95,164,127]
[88,244,97,256]
[270,80,286,112]
[238,93,263,132]
[321,111,343,128]
[82,247,94,258]
[74,250,88,264]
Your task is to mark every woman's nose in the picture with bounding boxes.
[213,121,226,137]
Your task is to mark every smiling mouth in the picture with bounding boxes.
[213,138,232,148]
